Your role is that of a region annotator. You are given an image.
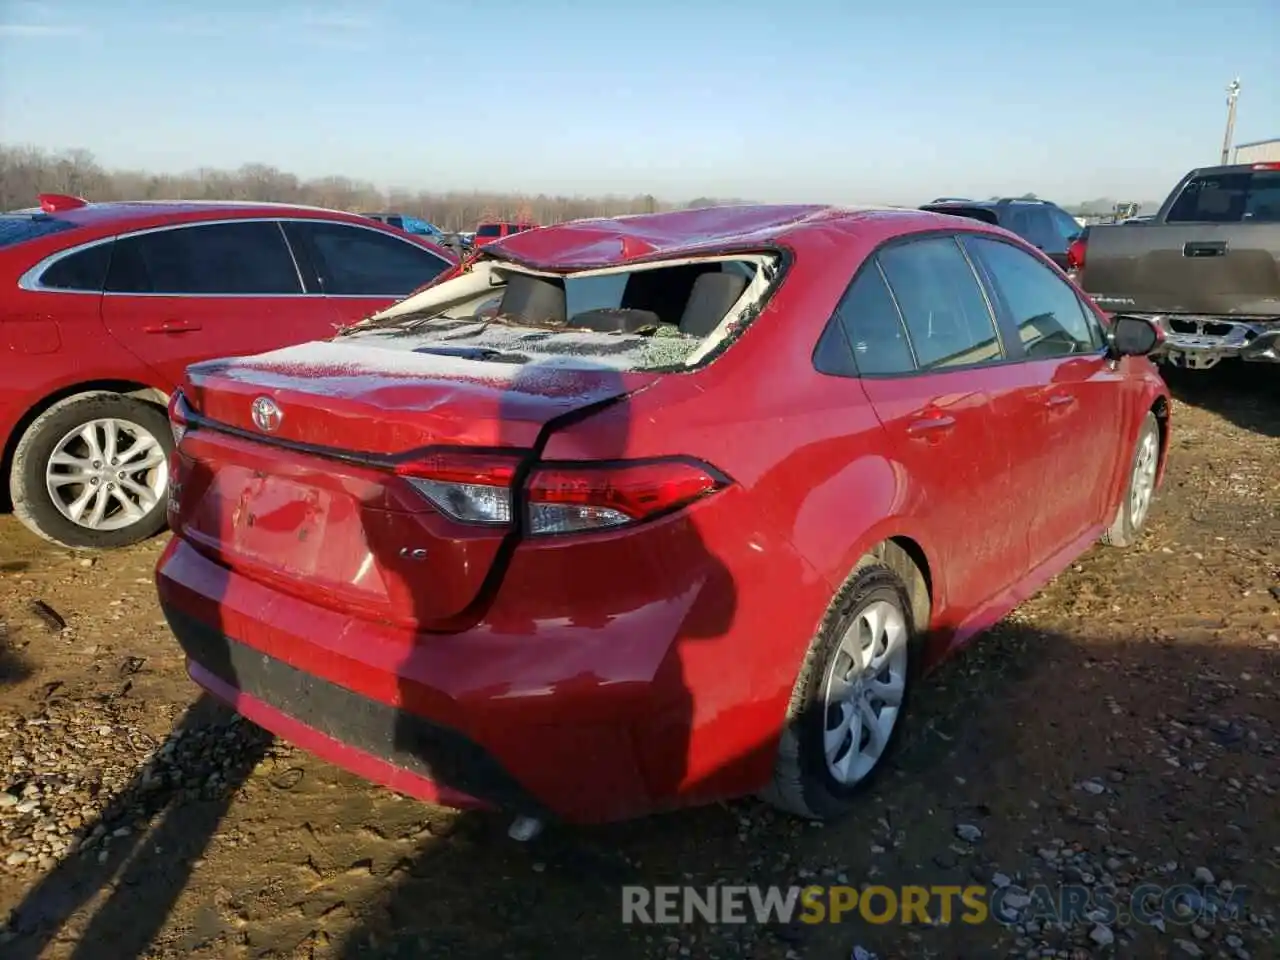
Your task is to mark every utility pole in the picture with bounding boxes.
[1221,77,1241,164]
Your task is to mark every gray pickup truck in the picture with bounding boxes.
[1074,161,1280,370]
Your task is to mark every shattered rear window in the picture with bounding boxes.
[349,257,775,372]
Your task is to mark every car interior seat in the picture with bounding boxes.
[497,274,567,326]
[678,272,749,337]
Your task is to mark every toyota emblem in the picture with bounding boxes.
[250,396,282,433]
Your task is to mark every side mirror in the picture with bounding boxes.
[1107,314,1163,357]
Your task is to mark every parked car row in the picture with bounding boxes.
[358,213,543,258]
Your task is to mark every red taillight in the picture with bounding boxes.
[393,451,727,535]
[166,391,191,519]
[168,390,190,446]
[1252,162,1280,171]
[1067,237,1086,271]
[394,452,522,525]
[525,459,727,535]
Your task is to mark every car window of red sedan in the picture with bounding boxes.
[965,237,1100,357]
[106,221,302,295]
[877,236,1003,370]
[38,241,114,291]
[832,264,916,375]
[287,221,451,297]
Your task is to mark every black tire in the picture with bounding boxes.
[10,392,174,550]
[1101,412,1160,549]
[762,562,920,821]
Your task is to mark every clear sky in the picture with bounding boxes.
[1,0,1277,205]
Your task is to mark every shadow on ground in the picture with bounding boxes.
[1161,361,1279,439]
[3,619,1275,958]
[0,620,32,686]
[282,624,1280,958]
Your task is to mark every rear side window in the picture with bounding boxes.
[1167,171,1280,223]
[476,224,502,237]
[39,242,113,292]
[967,237,1099,357]
[831,265,915,375]
[1048,207,1084,244]
[1003,206,1063,253]
[106,221,302,294]
[0,215,80,248]
[877,237,1002,369]
[287,221,450,296]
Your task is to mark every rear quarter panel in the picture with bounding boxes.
[535,226,958,791]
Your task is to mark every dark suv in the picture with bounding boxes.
[918,198,1084,272]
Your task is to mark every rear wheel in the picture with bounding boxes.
[762,563,919,821]
[1101,412,1160,548]
[10,393,173,549]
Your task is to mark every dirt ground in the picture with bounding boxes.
[0,364,1276,960]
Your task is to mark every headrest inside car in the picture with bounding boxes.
[679,272,749,337]
[498,274,567,325]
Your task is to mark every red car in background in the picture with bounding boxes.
[1,195,457,549]
[473,220,538,246]
[158,205,1169,826]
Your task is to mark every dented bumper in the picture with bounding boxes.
[1130,315,1280,369]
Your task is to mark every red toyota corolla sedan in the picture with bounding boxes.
[157,205,1170,826]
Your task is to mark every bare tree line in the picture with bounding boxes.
[1,146,752,230]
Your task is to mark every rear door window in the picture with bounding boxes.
[285,221,450,296]
[1048,207,1084,244]
[1004,206,1061,252]
[39,242,114,292]
[966,236,1100,357]
[877,237,1003,370]
[105,221,302,294]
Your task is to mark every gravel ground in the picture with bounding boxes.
[0,364,1276,960]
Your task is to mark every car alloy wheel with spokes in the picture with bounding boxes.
[763,561,920,821]
[10,392,175,549]
[822,598,908,785]
[45,417,168,531]
[1102,411,1161,549]
[1128,427,1158,530]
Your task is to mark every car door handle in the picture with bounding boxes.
[1044,393,1075,408]
[143,319,202,334]
[906,413,957,437]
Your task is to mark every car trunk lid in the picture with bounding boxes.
[174,334,660,628]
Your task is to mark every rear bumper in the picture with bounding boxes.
[155,518,806,823]
[1134,314,1280,368]
[167,605,533,815]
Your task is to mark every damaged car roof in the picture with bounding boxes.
[482,203,932,268]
